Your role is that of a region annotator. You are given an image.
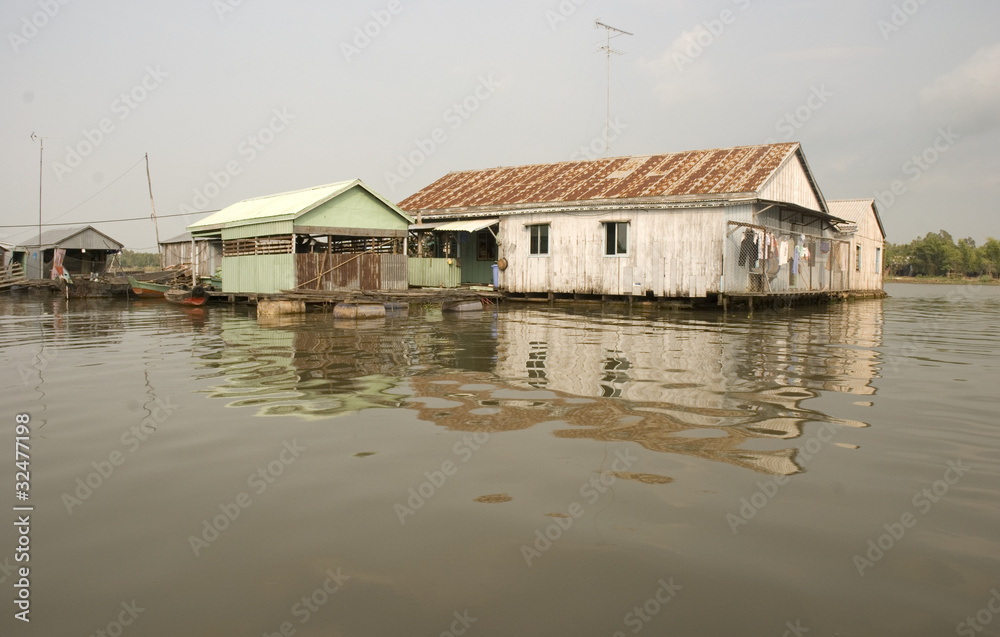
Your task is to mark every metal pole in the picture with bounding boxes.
[145,153,162,269]
[38,137,43,249]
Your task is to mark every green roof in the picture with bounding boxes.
[187,180,413,233]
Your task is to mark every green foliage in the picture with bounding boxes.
[118,249,160,269]
[885,232,1000,279]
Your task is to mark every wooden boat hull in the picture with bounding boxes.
[59,278,130,298]
[164,287,208,306]
[128,276,169,298]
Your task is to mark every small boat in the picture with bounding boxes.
[164,286,208,306]
[128,275,170,298]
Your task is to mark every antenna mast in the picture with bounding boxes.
[595,20,633,156]
[144,153,163,269]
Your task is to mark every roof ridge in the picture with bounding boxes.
[239,180,356,203]
[443,143,800,176]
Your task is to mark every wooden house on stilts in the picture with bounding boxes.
[187,180,413,295]
[401,142,885,304]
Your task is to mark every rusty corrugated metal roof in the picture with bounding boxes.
[400,143,801,212]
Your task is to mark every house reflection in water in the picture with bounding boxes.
[197,316,411,420]
[197,300,883,475]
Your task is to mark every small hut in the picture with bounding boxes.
[159,232,223,279]
[828,199,886,292]
[12,225,123,279]
[187,180,413,295]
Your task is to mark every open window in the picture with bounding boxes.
[604,221,628,256]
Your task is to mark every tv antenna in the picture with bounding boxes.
[29,132,61,251]
[595,20,633,155]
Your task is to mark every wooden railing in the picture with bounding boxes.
[0,262,28,289]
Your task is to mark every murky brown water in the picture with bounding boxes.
[1,284,998,636]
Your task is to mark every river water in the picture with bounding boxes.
[1,283,997,636]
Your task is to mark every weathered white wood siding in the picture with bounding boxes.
[498,208,726,297]
[848,212,884,292]
[759,155,822,211]
[828,201,885,292]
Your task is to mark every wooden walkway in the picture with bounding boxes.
[206,286,502,305]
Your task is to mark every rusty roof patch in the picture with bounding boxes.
[400,143,800,212]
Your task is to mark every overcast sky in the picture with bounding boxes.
[3,0,998,250]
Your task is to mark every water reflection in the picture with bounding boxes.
[195,300,884,474]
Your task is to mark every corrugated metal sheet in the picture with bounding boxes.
[295,253,406,291]
[188,180,413,233]
[380,254,407,291]
[434,218,500,232]
[190,181,355,231]
[400,143,801,212]
[17,225,123,250]
[828,200,886,239]
[221,221,294,241]
[222,254,295,294]
[407,258,462,288]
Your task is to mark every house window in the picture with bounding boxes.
[529,224,549,256]
[875,247,882,273]
[477,230,497,260]
[605,222,628,256]
[856,245,862,272]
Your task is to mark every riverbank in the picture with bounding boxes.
[885,276,1000,285]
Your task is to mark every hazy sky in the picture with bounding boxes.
[3,0,998,250]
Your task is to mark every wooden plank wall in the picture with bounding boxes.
[849,208,885,292]
[498,208,725,297]
[295,253,406,291]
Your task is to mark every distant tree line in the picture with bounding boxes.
[118,250,160,269]
[885,231,1000,278]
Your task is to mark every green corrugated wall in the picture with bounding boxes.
[296,187,410,230]
[221,221,294,241]
[222,254,295,294]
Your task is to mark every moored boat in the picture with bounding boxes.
[164,286,208,306]
[128,276,170,298]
